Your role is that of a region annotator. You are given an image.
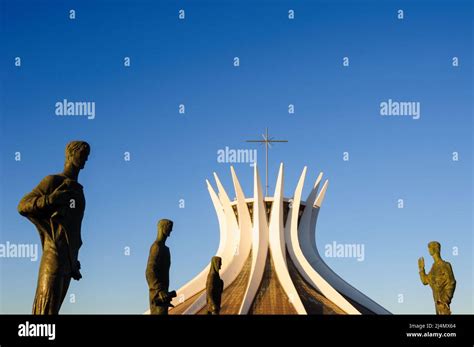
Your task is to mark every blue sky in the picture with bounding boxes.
[1,0,472,314]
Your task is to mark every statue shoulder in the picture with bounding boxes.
[160,244,170,253]
[149,242,159,254]
[149,242,169,256]
[38,174,64,189]
[443,261,454,271]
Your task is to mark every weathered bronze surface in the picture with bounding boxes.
[418,241,456,314]
[18,141,90,314]
[206,256,223,315]
[146,219,175,315]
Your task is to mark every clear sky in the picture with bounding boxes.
[1,0,472,314]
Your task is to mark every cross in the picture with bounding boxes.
[246,128,288,196]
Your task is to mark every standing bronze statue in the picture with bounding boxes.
[206,256,223,315]
[418,241,456,315]
[18,141,90,314]
[146,219,176,315]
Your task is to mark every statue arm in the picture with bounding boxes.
[419,268,429,285]
[18,176,56,217]
[145,243,160,287]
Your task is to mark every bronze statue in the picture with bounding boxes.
[18,141,90,314]
[418,241,456,314]
[146,219,176,315]
[206,256,223,315]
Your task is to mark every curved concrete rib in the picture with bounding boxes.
[301,183,391,314]
[230,166,252,262]
[268,163,306,313]
[183,173,248,314]
[213,171,246,283]
[285,168,360,314]
[298,172,323,255]
[238,165,269,314]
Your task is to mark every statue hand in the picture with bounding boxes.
[48,189,72,207]
[71,268,82,281]
[418,257,425,271]
[157,291,169,304]
[208,304,219,314]
[71,261,82,280]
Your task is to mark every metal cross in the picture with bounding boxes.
[246,128,288,196]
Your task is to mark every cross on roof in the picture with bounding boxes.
[246,128,288,196]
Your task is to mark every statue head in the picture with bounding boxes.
[211,256,222,273]
[157,219,173,242]
[65,141,90,170]
[428,241,441,256]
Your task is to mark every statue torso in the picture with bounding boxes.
[428,260,452,291]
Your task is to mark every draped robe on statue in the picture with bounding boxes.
[18,174,85,314]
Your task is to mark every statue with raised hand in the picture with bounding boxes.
[146,219,176,315]
[206,256,223,315]
[418,241,456,314]
[18,141,90,314]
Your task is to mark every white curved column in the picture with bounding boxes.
[268,163,306,314]
[213,172,247,284]
[298,172,323,256]
[302,184,391,314]
[285,168,360,314]
[238,165,269,314]
[230,166,252,262]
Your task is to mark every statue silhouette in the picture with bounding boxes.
[206,256,223,315]
[18,141,90,314]
[418,241,456,314]
[146,219,176,315]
